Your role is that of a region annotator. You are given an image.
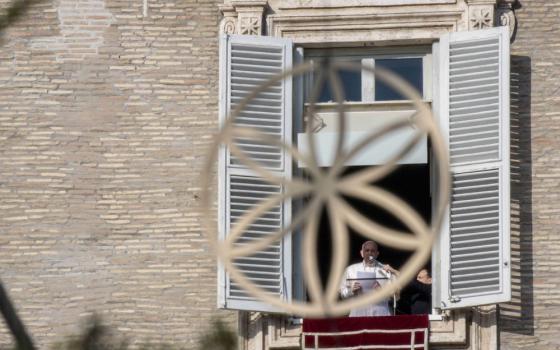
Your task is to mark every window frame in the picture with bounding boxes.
[217,27,511,316]
[303,46,433,103]
[293,45,439,315]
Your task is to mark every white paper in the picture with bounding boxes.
[356,271,377,293]
[351,270,392,293]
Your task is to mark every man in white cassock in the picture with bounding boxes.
[339,241,394,317]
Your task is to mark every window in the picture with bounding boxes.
[298,48,431,168]
[304,49,430,103]
[217,26,511,313]
[298,48,432,309]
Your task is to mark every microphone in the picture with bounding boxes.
[368,256,374,262]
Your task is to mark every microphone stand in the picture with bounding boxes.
[367,256,396,316]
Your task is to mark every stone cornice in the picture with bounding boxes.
[465,0,498,4]
[268,10,465,43]
[218,0,268,35]
[230,0,268,7]
[277,0,458,10]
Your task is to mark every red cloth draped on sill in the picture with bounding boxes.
[302,315,429,350]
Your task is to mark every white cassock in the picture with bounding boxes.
[340,261,393,317]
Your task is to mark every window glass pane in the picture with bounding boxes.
[375,58,423,101]
[316,62,362,102]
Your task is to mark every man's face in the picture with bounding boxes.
[417,269,431,283]
[360,242,379,263]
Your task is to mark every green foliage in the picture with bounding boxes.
[197,319,237,350]
[51,316,128,350]
[49,315,181,350]
[1,315,238,350]
[0,0,46,35]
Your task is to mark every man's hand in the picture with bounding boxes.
[351,281,362,294]
[383,264,399,276]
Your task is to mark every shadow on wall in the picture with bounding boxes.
[499,55,534,336]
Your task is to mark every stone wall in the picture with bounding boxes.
[0,0,234,348]
[2,0,560,348]
[499,0,560,349]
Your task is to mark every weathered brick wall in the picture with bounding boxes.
[0,0,234,348]
[499,0,560,349]
[2,0,560,349]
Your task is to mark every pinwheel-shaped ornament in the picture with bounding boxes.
[201,59,450,318]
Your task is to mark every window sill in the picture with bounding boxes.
[240,311,468,350]
[306,100,432,112]
[290,313,443,324]
[429,313,443,321]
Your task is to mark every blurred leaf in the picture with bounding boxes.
[198,319,237,350]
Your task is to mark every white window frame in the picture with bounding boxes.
[294,46,438,314]
[217,27,511,314]
[303,47,433,103]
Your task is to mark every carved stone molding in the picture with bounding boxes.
[219,0,268,35]
[239,15,262,35]
[471,306,498,350]
[429,310,468,345]
[268,11,465,44]
[277,0,457,9]
[469,6,494,30]
[496,0,517,39]
[465,0,497,4]
[266,315,301,349]
[220,4,238,34]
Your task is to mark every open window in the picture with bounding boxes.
[217,26,511,313]
[296,48,432,311]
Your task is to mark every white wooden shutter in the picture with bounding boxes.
[437,26,511,309]
[218,34,293,312]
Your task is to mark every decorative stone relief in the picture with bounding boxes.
[223,19,237,34]
[221,17,237,34]
[469,7,493,30]
[497,0,517,39]
[239,16,262,35]
[219,4,238,34]
[218,1,267,35]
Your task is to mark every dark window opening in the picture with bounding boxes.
[375,58,423,101]
[313,164,431,314]
[317,66,362,103]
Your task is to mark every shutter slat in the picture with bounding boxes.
[450,77,499,90]
[450,102,499,113]
[450,89,499,103]
[451,237,499,247]
[450,71,499,84]
[231,49,283,60]
[451,257,499,267]
[450,37,499,49]
[237,117,282,126]
[451,243,499,252]
[449,82,498,95]
[237,110,284,118]
[451,263,500,273]
[450,116,498,128]
[452,208,499,216]
[451,209,499,220]
[232,56,284,66]
[449,108,499,120]
[452,277,500,287]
